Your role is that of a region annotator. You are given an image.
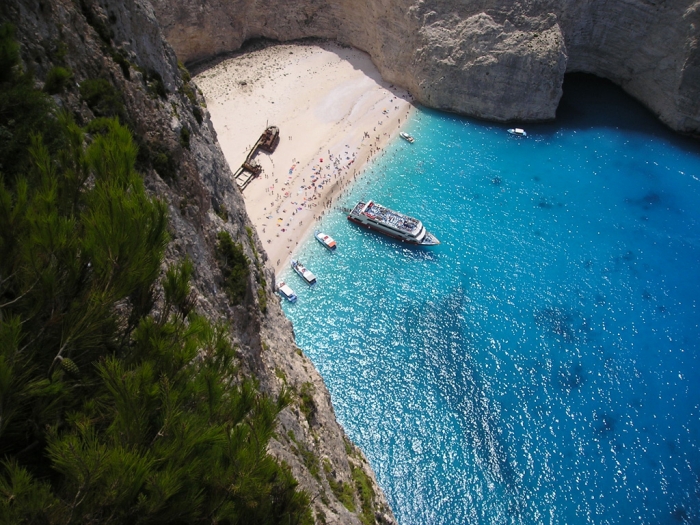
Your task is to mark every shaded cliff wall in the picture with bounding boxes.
[0,0,396,523]
[150,0,700,134]
[559,0,700,133]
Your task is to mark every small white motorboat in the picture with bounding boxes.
[277,281,297,302]
[291,259,317,286]
[315,230,337,251]
[400,132,415,143]
[507,128,527,137]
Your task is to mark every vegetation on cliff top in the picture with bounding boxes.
[0,24,312,524]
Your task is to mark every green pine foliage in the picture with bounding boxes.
[179,125,190,149]
[79,77,127,122]
[0,23,20,83]
[0,27,313,524]
[298,381,317,425]
[287,432,321,482]
[216,231,250,304]
[146,141,178,181]
[323,460,355,512]
[110,49,131,80]
[0,23,60,177]
[35,315,312,525]
[44,66,72,95]
[177,61,191,83]
[161,257,196,321]
[351,466,376,525]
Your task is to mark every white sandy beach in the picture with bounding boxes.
[194,41,415,275]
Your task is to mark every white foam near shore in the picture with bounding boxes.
[194,41,415,275]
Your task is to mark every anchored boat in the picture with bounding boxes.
[347,200,439,246]
[507,128,527,137]
[400,132,415,143]
[277,281,298,302]
[315,230,337,251]
[291,259,317,286]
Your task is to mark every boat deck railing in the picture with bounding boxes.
[350,202,366,215]
[363,202,419,233]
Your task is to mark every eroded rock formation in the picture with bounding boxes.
[151,0,700,134]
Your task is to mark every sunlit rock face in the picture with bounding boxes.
[151,0,700,133]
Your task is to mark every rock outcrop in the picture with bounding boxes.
[0,0,396,523]
[150,0,700,134]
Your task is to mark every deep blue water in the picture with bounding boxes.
[280,75,700,525]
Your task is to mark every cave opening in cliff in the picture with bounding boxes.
[557,73,658,132]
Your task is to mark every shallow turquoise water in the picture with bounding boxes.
[280,75,700,525]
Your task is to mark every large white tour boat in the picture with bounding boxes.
[347,200,440,246]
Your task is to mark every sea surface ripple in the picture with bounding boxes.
[280,75,700,525]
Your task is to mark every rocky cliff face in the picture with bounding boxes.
[0,0,395,523]
[150,0,700,134]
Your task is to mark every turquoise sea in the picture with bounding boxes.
[279,75,700,525]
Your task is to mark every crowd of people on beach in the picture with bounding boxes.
[195,41,415,273]
[254,101,412,263]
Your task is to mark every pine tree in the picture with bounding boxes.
[0,26,312,525]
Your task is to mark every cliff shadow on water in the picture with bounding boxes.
[550,73,700,152]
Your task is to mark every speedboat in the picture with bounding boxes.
[315,230,337,251]
[400,132,415,143]
[507,128,527,137]
[291,259,317,286]
[277,281,297,302]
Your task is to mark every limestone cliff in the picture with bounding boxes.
[150,0,700,134]
[0,0,395,523]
